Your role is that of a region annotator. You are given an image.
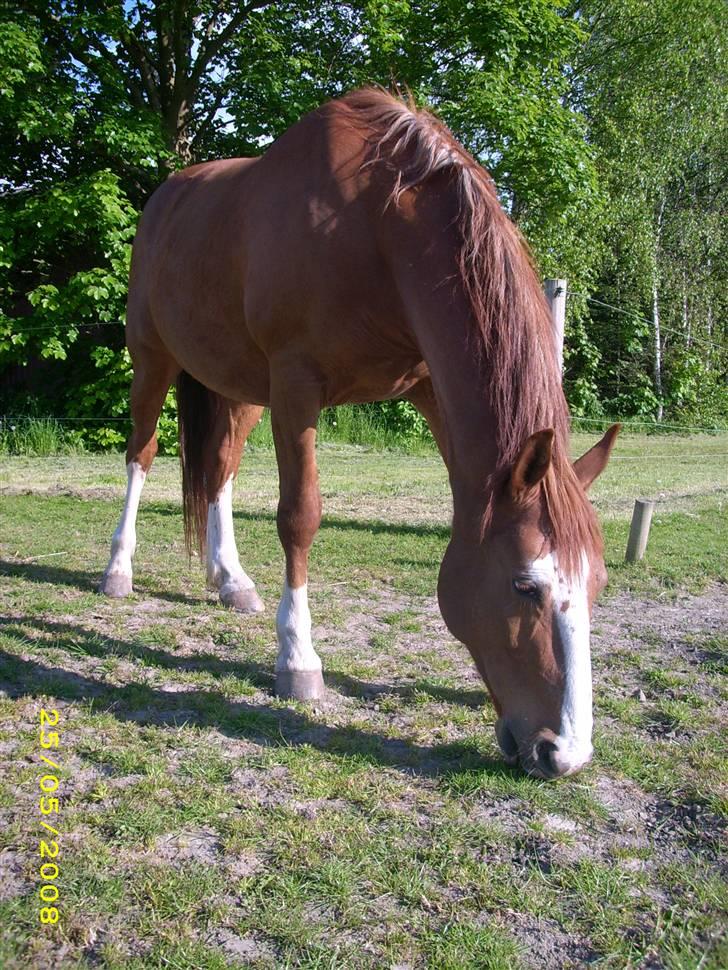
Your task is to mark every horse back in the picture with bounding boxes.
[127,103,426,404]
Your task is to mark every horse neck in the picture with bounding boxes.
[406,286,502,534]
[382,189,540,536]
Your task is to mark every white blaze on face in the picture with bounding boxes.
[275,581,322,673]
[527,550,593,772]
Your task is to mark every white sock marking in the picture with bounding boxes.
[275,581,322,673]
[206,476,254,596]
[104,461,146,580]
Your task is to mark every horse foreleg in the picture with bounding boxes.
[100,352,178,597]
[270,377,325,701]
[205,401,265,614]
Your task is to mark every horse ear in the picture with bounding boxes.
[573,424,621,490]
[509,429,554,499]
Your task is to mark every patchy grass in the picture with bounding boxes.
[0,439,726,968]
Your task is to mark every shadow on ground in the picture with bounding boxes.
[0,506,449,605]
[0,613,503,784]
[0,558,208,607]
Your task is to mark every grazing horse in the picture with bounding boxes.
[100,88,618,779]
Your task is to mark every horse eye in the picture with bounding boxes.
[513,579,540,599]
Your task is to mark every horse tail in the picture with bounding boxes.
[177,371,217,558]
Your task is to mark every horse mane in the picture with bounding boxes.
[334,87,602,574]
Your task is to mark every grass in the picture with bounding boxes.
[0,435,726,968]
[0,417,86,457]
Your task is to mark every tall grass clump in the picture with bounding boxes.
[0,403,437,456]
[0,417,85,456]
[247,403,436,453]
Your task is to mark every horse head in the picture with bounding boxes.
[438,425,620,778]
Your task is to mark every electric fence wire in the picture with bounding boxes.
[569,292,725,355]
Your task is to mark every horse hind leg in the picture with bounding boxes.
[204,400,265,614]
[100,350,179,597]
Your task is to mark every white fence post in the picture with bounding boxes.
[544,278,567,375]
[625,499,656,562]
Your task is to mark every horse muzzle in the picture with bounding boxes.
[495,719,593,779]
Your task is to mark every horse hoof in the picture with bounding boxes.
[275,669,325,702]
[220,586,265,614]
[99,572,132,598]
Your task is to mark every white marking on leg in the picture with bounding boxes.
[206,476,254,597]
[275,581,322,672]
[104,461,146,583]
[527,551,593,772]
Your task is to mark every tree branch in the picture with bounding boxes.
[188,0,279,92]
[119,27,162,112]
[189,83,229,149]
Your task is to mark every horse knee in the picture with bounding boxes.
[276,496,321,552]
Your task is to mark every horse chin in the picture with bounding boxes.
[494,718,519,766]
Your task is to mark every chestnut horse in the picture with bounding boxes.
[100,88,618,779]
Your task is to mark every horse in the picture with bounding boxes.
[100,88,619,779]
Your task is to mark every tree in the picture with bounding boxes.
[1,2,651,440]
[570,0,727,422]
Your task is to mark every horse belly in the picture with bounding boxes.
[140,175,271,404]
[318,342,428,405]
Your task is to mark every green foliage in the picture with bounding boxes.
[0,1,725,441]
[571,0,728,421]
[319,400,430,448]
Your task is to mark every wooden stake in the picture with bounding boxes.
[544,278,567,374]
[625,499,655,562]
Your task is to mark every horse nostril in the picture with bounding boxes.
[534,738,560,778]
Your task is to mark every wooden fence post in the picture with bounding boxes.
[544,278,567,374]
[625,499,655,562]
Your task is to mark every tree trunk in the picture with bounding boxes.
[682,271,691,349]
[165,98,194,168]
[652,198,665,421]
[652,276,663,421]
[705,257,713,361]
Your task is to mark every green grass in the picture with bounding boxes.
[0,437,726,968]
[0,417,86,456]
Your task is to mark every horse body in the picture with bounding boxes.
[101,88,619,778]
[131,106,428,410]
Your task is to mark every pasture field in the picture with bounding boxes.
[0,432,726,969]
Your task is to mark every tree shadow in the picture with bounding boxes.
[0,613,270,683]
[324,667,488,708]
[0,614,488,710]
[141,501,451,541]
[0,614,506,781]
[0,558,209,607]
[1,505,448,606]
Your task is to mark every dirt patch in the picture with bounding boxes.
[154,826,222,866]
[0,484,124,501]
[593,585,727,671]
[650,797,726,868]
[0,849,30,902]
[592,585,728,723]
[508,912,596,970]
[207,928,276,966]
